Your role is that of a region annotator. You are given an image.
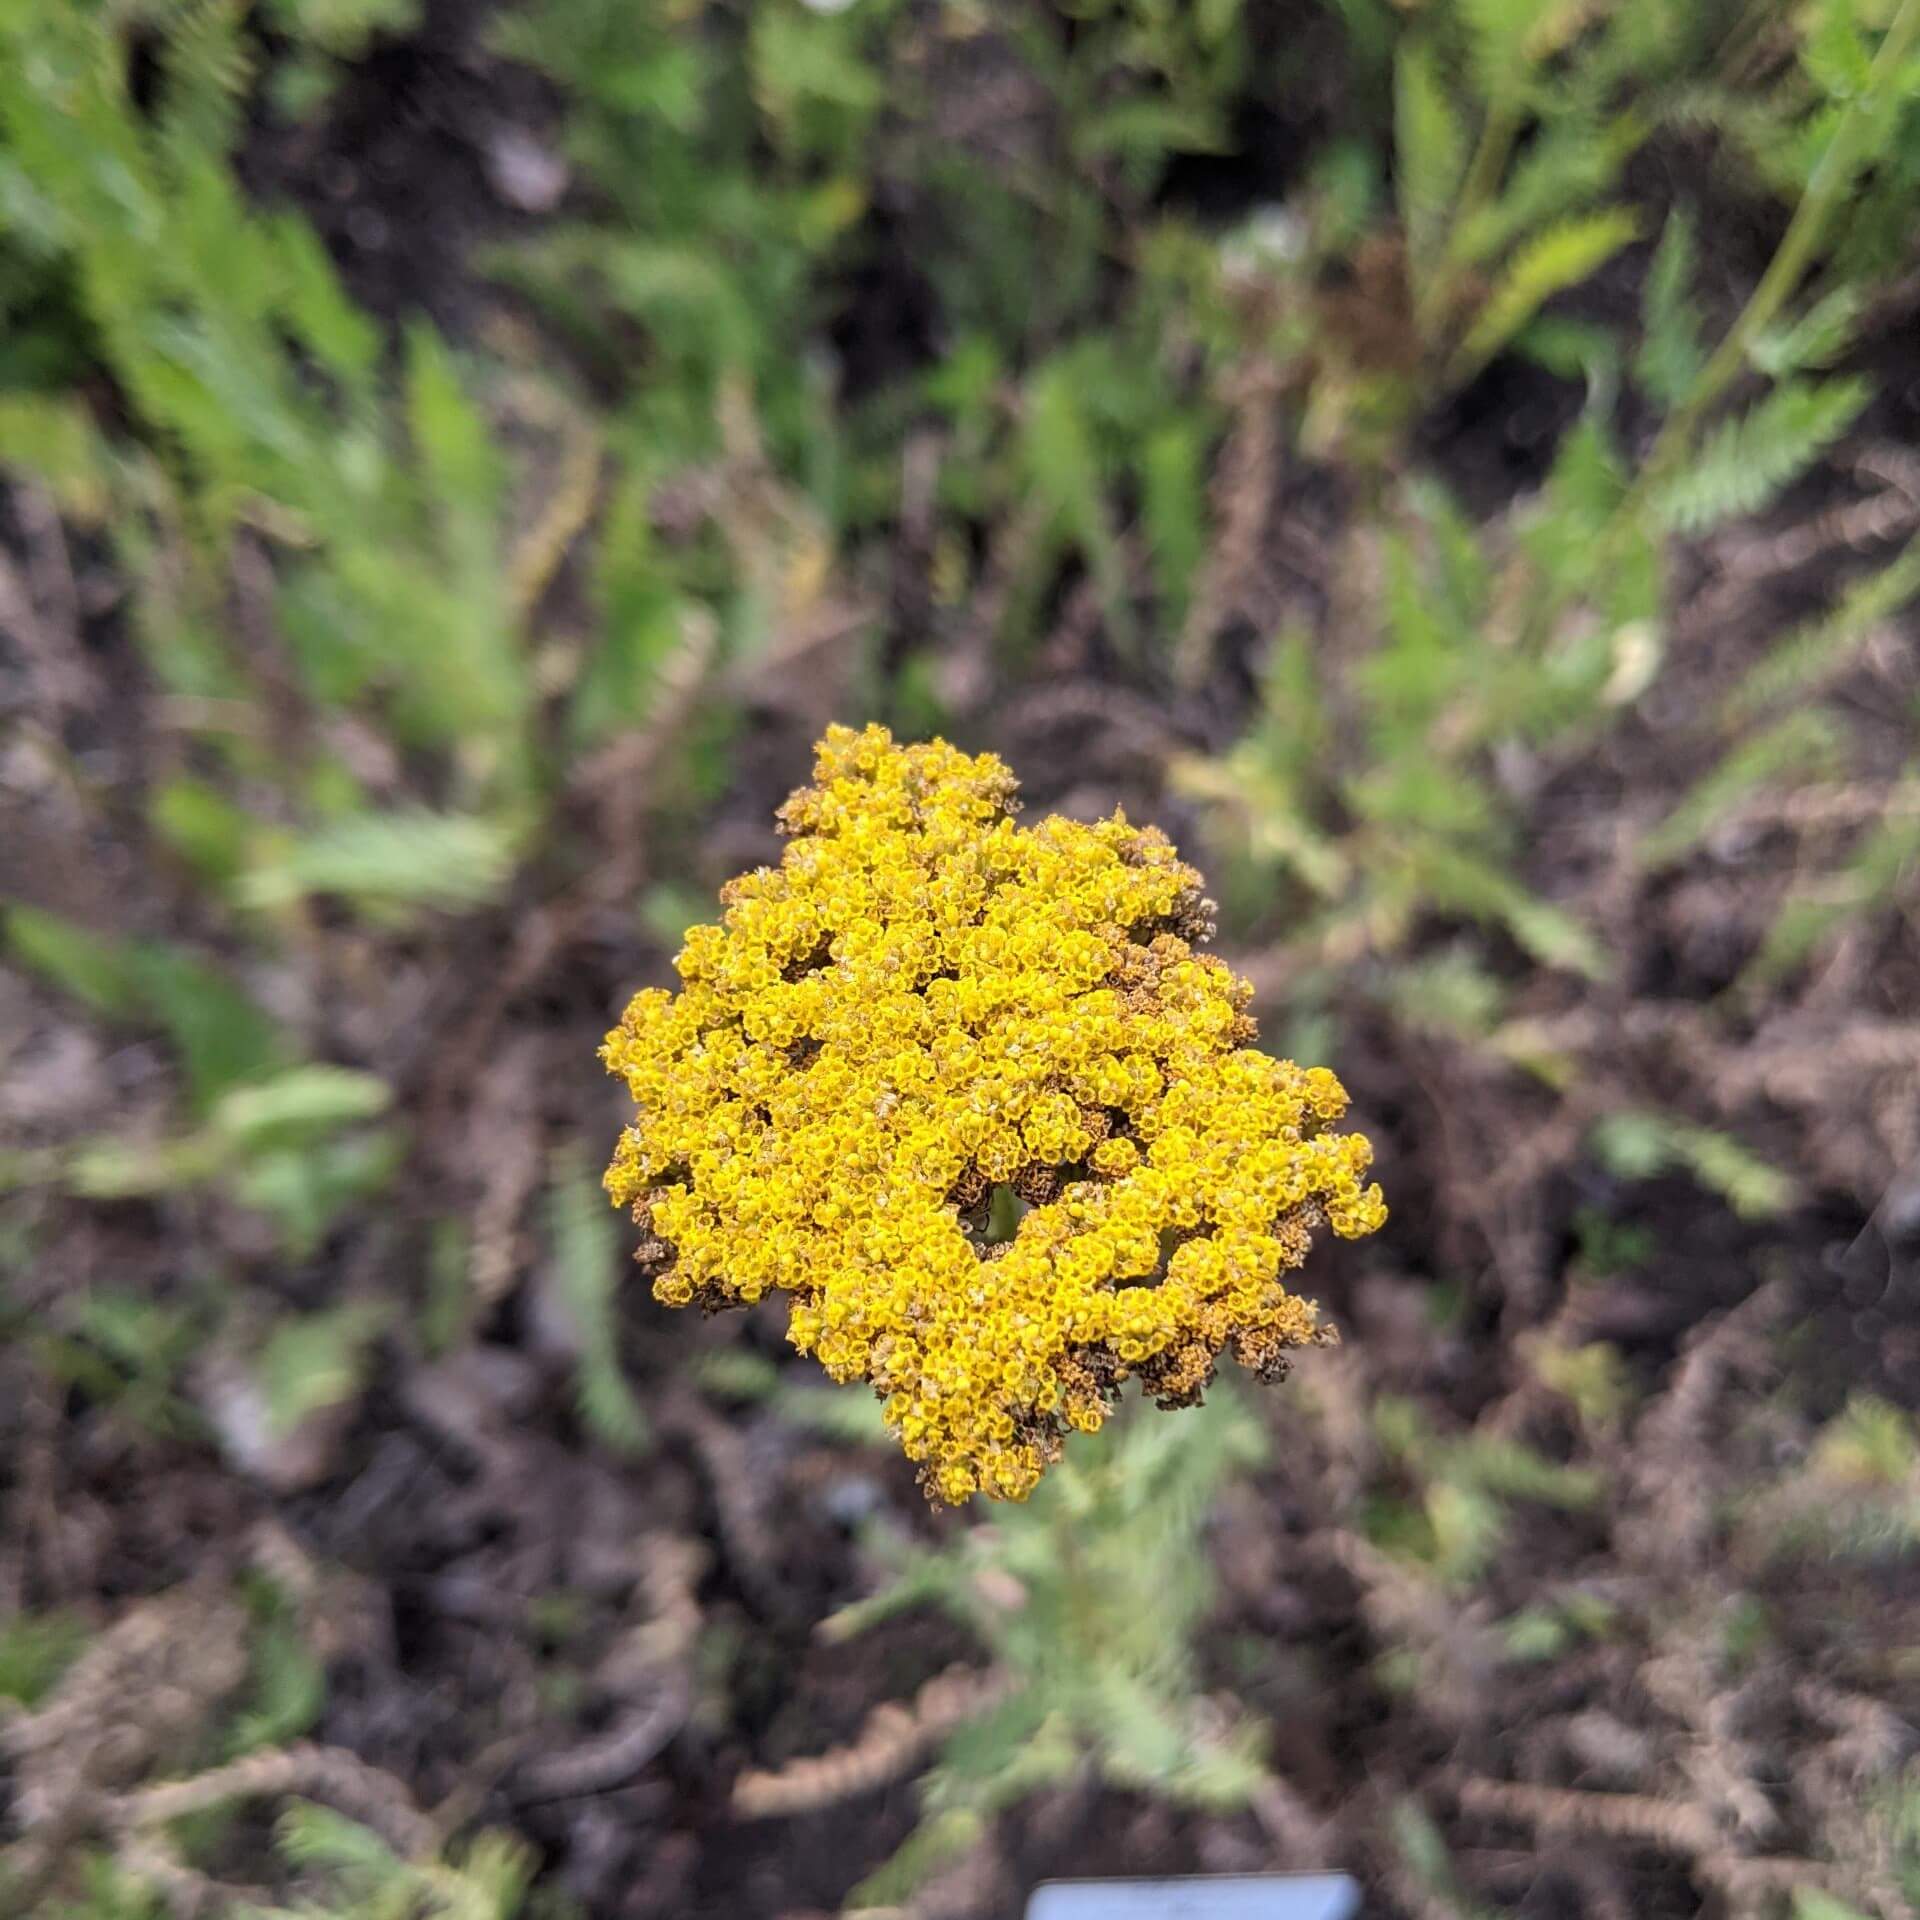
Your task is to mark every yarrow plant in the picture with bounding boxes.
[603,725,1386,1503]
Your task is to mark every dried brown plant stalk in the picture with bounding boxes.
[734,1666,1010,1819]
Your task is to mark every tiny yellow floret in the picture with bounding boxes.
[602,725,1386,1503]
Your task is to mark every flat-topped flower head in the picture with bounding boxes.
[602,724,1386,1504]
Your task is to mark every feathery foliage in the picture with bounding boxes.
[236,1804,533,1920]
[831,1389,1273,1905]
[1652,378,1871,535]
[546,1150,648,1457]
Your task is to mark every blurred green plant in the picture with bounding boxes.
[1368,1393,1604,1587]
[260,0,423,122]
[489,0,873,454]
[26,1810,533,1920]
[1590,1109,1797,1221]
[0,8,532,803]
[822,1389,1272,1906]
[4,905,289,1115]
[1745,1393,1920,1564]
[1183,0,1920,1218]
[546,1149,649,1457]
[224,1574,328,1760]
[1388,1796,1499,1920]
[4,901,402,1259]
[0,1610,90,1710]
[690,1345,892,1445]
[235,1804,532,1920]
[1498,1586,1620,1665]
[0,0,728,919]
[32,1284,214,1444]
[254,1301,389,1439]
[1176,460,1631,980]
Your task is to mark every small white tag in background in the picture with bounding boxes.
[1027,1872,1362,1920]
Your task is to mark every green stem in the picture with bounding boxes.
[1454,99,1523,253]
[1422,100,1522,336]
[1635,0,1920,499]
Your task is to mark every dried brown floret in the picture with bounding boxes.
[1011,1164,1062,1206]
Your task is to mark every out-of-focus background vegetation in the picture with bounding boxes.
[3,1,1919,1914]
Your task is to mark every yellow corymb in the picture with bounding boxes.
[602,724,1386,1504]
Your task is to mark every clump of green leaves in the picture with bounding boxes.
[3,906,290,1116]
[31,1285,214,1444]
[1389,1796,1500,1920]
[4,906,401,1257]
[827,1390,1272,1906]
[0,0,723,931]
[1273,0,1733,448]
[223,1574,328,1761]
[237,1804,532,1920]
[0,8,529,795]
[489,0,873,471]
[1176,464,1627,982]
[1187,0,1920,1217]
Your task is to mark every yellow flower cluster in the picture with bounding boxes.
[602,724,1386,1504]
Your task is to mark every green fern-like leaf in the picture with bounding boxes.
[1591,1110,1795,1219]
[1385,947,1508,1040]
[155,0,255,160]
[548,1150,648,1456]
[1390,1797,1501,1920]
[127,943,290,1112]
[1452,1432,1604,1509]
[929,1690,1052,1789]
[1747,788,1920,983]
[1396,43,1469,287]
[0,391,108,514]
[846,1807,986,1912]
[569,471,700,744]
[1641,709,1843,866]
[774,1382,888,1445]
[2,905,143,1018]
[272,1798,403,1882]
[1801,2,1876,103]
[1461,0,1553,106]
[1023,353,1134,657]
[826,1385,1269,1864]
[1635,207,1705,409]
[1454,207,1639,379]
[255,1302,389,1438]
[210,1066,392,1150]
[0,1608,89,1707]
[2,909,289,1110]
[1413,842,1609,980]
[224,1610,326,1757]
[1725,535,1920,719]
[1654,377,1870,534]
[240,810,519,911]
[1451,110,1635,268]
[1749,285,1865,377]
[1812,1395,1920,1488]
